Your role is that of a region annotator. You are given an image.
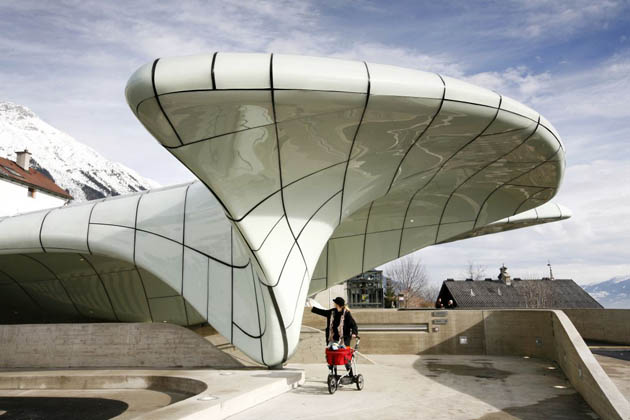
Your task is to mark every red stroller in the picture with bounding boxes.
[325,336,364,394]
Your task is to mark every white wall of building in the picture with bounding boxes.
[311,283,347,309]
[0,179,67,217]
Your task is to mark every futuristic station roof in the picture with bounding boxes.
[0,53,569,366]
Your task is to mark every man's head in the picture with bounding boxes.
[333,297,345,311]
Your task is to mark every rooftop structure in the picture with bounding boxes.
[436,266,602,309]
[0,152,72,200]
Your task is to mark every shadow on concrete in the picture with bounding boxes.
[412,356,597,419]
[474,394,597,420]
[408,313,598,420]
[0,396,128,420]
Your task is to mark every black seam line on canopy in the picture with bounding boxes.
[397,110,539,257]
[21,254,85,318]
[148,294,190,300]
[79,252,120,322]
[138,87,521,119]
[86,202,98,254]
[538,123,564,151]
[151,59,184,146]
[270,190,342,290]
[181,183,192,326]
[475,159,560,227]
[231,260,267,339]
[473,145,561,230]
[434,96,504,242]
[284,268,309,329]
[325,242,329,289]
[480,126,532,137]
[250,264,267,345]
[504,182,558,189]
[206,258,210,320]
[227,160,347,223]
[0,267,46,313]
[146,260,246,300]
[90,222,248,269]
[360,201,374,272]
[512,187,555,216]
[390,111,541,185]
[269,53,309,283]
[339,61,371,226]
[132,191,153,322]
[255,270,269,337]
[230,225,234,342]
[328,218,479,241]
[211,51,217,90]
[164,150,234,224]
[160,101,366,151]
[395,94,501,256]
[250,215,285,253]
[267,284,289,363]
[400,98,504,193]
[233,320,265,339]
[386,74,446,195]
[38,209,53,253]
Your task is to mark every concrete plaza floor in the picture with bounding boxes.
[0,368,304,420]
[230,355,598,420]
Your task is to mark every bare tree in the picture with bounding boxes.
[520,280,555,308]
[383,254,432,308]
[463,260,487,281]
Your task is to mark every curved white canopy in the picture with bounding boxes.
[0,53,568,366]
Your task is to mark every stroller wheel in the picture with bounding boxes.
[355,374,364,390]
[327,374,337,394]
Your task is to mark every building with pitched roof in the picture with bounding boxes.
[436,266,602,309]
[0,150,72,217]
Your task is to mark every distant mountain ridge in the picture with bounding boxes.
[583,276,630,308]
[0,101,159,202]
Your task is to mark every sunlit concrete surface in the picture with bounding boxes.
[0,368,304,420]
[230,355,597,420]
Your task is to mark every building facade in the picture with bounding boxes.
[346,270,386,308]
[0,150,72,217]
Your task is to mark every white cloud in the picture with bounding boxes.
[1,0,629,286]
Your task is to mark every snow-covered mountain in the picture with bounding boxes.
[583,276,630,309]
[0,101,159,202]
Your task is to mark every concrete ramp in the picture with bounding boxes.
[0,323,241,369]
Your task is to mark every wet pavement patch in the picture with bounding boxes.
[425,361,512,380]
[474,393,598,420]
[0,397,128,420]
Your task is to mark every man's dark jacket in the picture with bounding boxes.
[311,307,358,346]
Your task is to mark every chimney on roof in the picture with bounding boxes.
[15,149,31,171]
[499,265,512,286]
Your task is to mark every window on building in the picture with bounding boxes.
[27,187,36,198]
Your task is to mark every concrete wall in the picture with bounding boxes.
[564,309,630,345]
[552,311,630,420]
[0,323,241,368]
[302,308,630,420]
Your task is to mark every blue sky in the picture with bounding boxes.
[1,0,629,285]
